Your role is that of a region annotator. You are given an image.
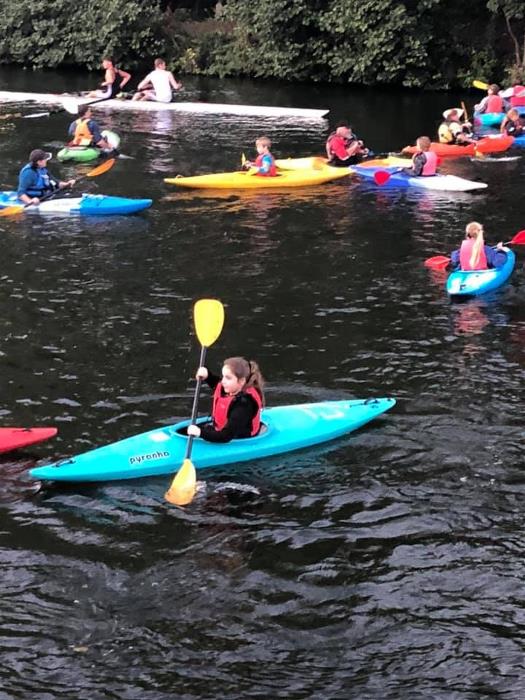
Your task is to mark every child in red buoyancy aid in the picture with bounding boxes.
[187,357,265,443]
[450,221,508,271]
[244,136,276,176]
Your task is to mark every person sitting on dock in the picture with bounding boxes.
[474,84,504,114]
[132,58,182,103]
[186,358,265,443]
[243,136,277,176]
[402,136,438,177]
[450,222,507,271]
[500,108,525,136]
[438,108,475,145]
[326,122,369,166]
[67,105,114,151]
[17,150,75,205]
[88,57,131,99]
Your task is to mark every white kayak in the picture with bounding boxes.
[0,90,328,120]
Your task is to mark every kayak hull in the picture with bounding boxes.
[0,427,57,455]
[165,163,350,189]
[402,135,514,157]
[446,249,515,297]
[0,192,153,215]
[352,161,487,191]
[29,398,396,482]
[0,90,328,120]
[474,111,505,128]
[57,130,120,162]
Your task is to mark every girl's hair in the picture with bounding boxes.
[256,136,272,149]
[223,357,265,405]
[465,221,485,269]
[416,135,431,150]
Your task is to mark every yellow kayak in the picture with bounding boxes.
[164,157,350,189]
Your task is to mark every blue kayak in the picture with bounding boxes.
[446,249,515,297]
[0,192,152,216]
[352,164,487,192]
[474,111,505,128]
[29,398,396,482]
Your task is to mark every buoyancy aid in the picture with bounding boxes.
[212,383,262,436]
[420,150,438,176]
[486,94,504,112]
[459,239,488,271]
[510,86,525,107]
[71,118,94,146]
[254,153,276,177]
[18,164,54,197]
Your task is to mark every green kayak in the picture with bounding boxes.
[57,130,120,163]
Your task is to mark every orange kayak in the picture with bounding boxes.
[402,135,514,157]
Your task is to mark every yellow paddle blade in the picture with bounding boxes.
[473,80,489,91]
[0,203,25,217]
[194,298,225,347]
[164,458,197,506]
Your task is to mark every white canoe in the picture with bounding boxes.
[0,90,328,120]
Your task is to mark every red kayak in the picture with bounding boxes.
[0,427,57,454]
[402,135,514,158]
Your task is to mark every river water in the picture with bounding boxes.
[0,67,524,699]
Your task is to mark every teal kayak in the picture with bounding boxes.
[446,249,515,297]
[57,130,120,163]
[29,398,396,482]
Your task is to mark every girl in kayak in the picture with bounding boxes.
[88,57,131,99]
[326,122,369,166]
[500,108,525,136]
[438,108,475,145]
[402,136,438,176]
[17,150,75,205]
[243,137,277,176]
[450,222,507,271]
[187,357,265,443]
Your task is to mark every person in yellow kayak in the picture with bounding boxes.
[17,150,75,205]
[67,105,115,151]
[438,108,475,145]
[243,137,277,176]
[88,56,131,99]
[186,357,265,442]
[325,122,369,166]
[402,136,438,176]
[132,58,182,103]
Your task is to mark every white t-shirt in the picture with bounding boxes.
[142,69,174,103]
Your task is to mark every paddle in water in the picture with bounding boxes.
[424,230,525,269]
[165,298,225,506]
[0,158,116,217]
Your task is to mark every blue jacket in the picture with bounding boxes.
[17,164,57,199]
[450,245,507,270]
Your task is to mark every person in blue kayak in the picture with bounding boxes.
[17,150,75,205]
[402,136,438,176]
[500,108,525,136]
[326,122,369,166]
[186,357,265,443]
[438,108,475,145]
[67,105,115,151]
[88,56,131,99]
[450,222,507,271]
[243,136,277,176]
[474,84,504,114]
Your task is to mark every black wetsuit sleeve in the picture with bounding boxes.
[200,392,258,443]
[204,370,221,391]
[411,152,426,177]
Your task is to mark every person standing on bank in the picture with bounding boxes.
[132,58,182,103]
[17,150,75,205]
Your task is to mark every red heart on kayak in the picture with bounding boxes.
[373,171,391,186]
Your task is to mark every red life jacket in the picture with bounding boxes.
[255,153,276,177]
[420,150,438,176]
[486,94,503,112]
[212,383,262,436]
[459,239,488,271]
[510,86,525,107]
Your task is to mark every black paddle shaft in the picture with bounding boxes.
[184,345,207,460]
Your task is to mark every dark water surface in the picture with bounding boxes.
[0,68,524,699]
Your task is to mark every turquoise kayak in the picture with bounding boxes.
[0,192,152,216]
[29,398,396,482]
[446,249,515,297]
